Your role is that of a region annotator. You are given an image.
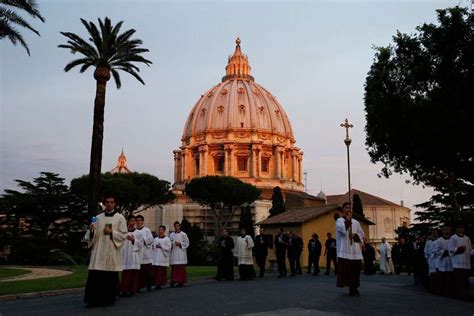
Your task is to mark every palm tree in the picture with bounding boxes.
[0,0,45,55]
[59,17,152,216]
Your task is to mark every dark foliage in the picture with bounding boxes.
[70,172,175,218]
[239,205,254,238]
[0,172,87,264]
[269,186,286,217]
[185,176,261,237]
[364,7,474,233]
[0,0,45,55]
[352,193,364,216]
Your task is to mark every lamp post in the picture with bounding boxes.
[340,118,353,210]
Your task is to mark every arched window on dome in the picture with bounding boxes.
[195,157,200,176]
[238,157,248,172]
[215,156,225,173]
[261,157,269,173]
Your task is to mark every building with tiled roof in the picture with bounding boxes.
[258,204,373,268]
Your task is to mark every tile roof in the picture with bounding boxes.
[258,204,339,225]
[326,189,402,207]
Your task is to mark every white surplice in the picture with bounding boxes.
[336,217,364,260]
[435,236,453,272]
[122,229,144,270]
[170,231,189,265]
[424,239,438,273]
[137,226,154,264]
[84,211,128,271]
[235,235,254,265]
[448,234,472,270]
[153,236,172,267]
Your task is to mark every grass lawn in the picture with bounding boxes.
[0,265,220,296]
[0,267,32,280]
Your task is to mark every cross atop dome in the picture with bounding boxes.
[222,37,254,82]
[110,148,132,174]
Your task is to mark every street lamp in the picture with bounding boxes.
[340,118,353,210]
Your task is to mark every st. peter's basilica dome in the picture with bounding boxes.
[173,38,304,194]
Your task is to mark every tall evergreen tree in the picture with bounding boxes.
[352,193,364,216]
[239,205,254,238]
[269,186,286,217]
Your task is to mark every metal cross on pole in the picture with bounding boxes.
[340,118,353,211]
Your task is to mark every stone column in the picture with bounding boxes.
[173,150,180,183]
[199,145,208,176]
[274,146,280,179]
[291,151,297,182]
[254,145,261,178]
[181,148,187,181]
[225,144,234,176]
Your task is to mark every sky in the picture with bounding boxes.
[0,0,466,216]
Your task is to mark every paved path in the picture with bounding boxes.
[0,267,72,282]
[0,273,472,315]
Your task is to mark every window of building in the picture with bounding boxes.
[215,156,225,172]
[261,157,269,173]
[195,158,200,176]
[238,157,248,171]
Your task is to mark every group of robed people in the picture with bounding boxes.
[83,196,190,308]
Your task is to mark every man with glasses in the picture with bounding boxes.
[84,196,127,307]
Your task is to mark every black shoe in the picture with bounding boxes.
[214,277,221,281]
[176,283,184,287]
[170,283,175,288]
[155,285,161,290]
[147,286,152,292]
[324,272,329,275]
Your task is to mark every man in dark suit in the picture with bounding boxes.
[254,228,269,277]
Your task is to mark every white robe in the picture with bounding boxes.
[448,234,472,270]
[336,217,364,260]
[435,237,453,272]
[137,226,154,264]
[84,211,128,271]
[170,231,189,265]
[424,239,438,273]
[235,235,254,265]
[153,236,172,267]
[122,229,144,270]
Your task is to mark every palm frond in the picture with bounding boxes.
[0,7,39,35]
[1,0,45,22]
[63,57,94,72]
[110,68,121,89]
[116,66,145,85]
[0,19,30,54]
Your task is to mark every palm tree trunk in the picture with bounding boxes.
[87,70,109,216]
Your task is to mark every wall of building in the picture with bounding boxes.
[364,205,410,244]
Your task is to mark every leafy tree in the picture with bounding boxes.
[239,204,254,238]
[185,176,261,237]
[352,193,364,216]
[70,172,174,218]
[0,172,87,264]
[364,7,474,228]
[364,7,473,202]
[0,0,45,55]
[269,186,286,217]
[59,17,152,217]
